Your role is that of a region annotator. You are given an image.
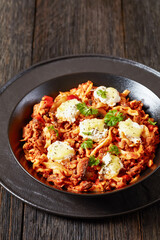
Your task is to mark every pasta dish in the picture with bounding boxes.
[22,81,160,192]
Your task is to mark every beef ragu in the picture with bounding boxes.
[22,81,160,193]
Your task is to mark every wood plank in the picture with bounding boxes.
[22,205,142,240]
[32,0,124,64]
[0,187,24,240]
[0,0,35,239]
[22,1,141,240]
[0,0,36,87]
[139,202,160,240]
[122,0,160,71]
[122,0,160,239]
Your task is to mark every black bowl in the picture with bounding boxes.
[1,55,160,217]
[8,69,160,195]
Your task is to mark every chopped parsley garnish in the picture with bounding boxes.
[48,125,59,136]
[148,119,157,125]
[97,89,107,99]
[88,155,100,166]
[81,139,93,149]
[104,110,124,126]
[82,131,92,136]
[108,145,120,155]
[76,102,98,116]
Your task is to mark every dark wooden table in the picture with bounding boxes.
[0,1,160,239]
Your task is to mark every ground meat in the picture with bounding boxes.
[77,157,89,178]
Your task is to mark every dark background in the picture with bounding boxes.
[0,0,160,239]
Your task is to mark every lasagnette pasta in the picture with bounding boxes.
[22,81,160,192]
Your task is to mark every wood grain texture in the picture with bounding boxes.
[22,205,142,240]
[0,0,35,239]
[140,202,160,240]
[122,0,160,71]
[0,0,36,87]
[32,0,124,64]
[0,187,24,240]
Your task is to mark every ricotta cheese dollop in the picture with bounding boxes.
[99,152,123,178]
[47,141,75,162]
[94,86,121,106]
[79,118,108,142]
[119,118,144,143]
[56,99,80,123]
